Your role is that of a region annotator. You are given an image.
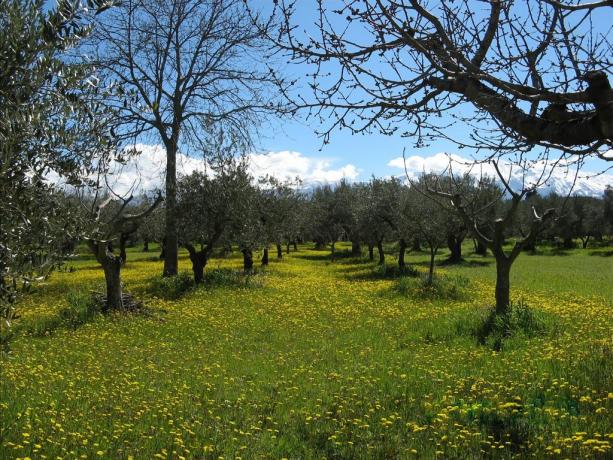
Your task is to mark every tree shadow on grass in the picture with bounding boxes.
[589,249,613,257]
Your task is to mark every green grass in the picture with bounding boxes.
[1,242,612,459]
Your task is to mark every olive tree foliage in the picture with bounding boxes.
[257,176,303,263]
[0,0,117,343]
[308,181,355,259]
[357,178,402,265]
[90,0,282,277]
[265,1,612,161]
[176,159,253,282]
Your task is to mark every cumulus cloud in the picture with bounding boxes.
[247,150,359,185]
[387,152,613,197]
[55,144,360,195]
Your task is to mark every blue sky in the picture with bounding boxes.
[252,1,612,184]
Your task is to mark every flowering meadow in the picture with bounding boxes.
[1,244,612,459]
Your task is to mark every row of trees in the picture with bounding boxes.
[2,0,612,341]
[117,168,612,316]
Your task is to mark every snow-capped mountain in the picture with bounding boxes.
[389,152,612,197]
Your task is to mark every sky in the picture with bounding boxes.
[47,0,613,195]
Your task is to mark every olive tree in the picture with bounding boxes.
[176,160,252,282]
[0,0,117,344]
[427,164,555,315]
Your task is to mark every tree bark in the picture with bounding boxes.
[262,247,269,266]
[474,239,488,256]
[412,238,421,252]
[368,243,374,261]
[428,71,613,147]
[377,238,385,265]
[351,240,361,256]
[446,234,463,263]
[398,238,406,269]
[427,247,437,285]
[102,259,123,311]
[293,241,298,251]
[286,241,291,254]
[119,233,129,264]
[581,235,590,249]
[143,239,149,252]
[159,237,167,260]
[494,257,512,315]
[276,243,283,259]
[185,244,208,283]
[242,249,254,273]
[163,136,179,277]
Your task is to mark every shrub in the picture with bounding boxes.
[375,263,419,279]
[394,273,469,300]
[58,291,102,329]
[204,268,264,289]
[475,300,549,350]
[149,272,194,300]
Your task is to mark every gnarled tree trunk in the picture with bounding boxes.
[262,247,269,266]
[494,257,512,315]
[377,238,385,265]
[368,243,374,261]
[398,238,406,269]
[185,244,208,283]
[446,233,463,263]
[351,240,361,257]
[242,249,254,273]
[88,241,123,311]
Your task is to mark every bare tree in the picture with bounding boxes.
[91,0,279,276]
[266,1,612,160]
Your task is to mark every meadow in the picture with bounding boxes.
[1,243,612,459]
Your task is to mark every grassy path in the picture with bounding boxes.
[1,245,612,459]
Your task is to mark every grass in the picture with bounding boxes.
[1,242,612,459]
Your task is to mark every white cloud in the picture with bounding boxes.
[50,144,360,195]
[247,150,359,185]
[387,152,613,197]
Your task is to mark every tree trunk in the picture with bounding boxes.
[186,245,207,283]
[562,236,575,249]
[276,243,283,259]
[163,138,179,276]
[315,240,326,250]
[447,234,462,263]
[475,239,488,256]
[293,241,298,251]
[119,233,129,264]
[377,239,385,265]
[286,242,291,254]
[368,243,374,261]
[262,247,269,266]
[159,237,167,260]
[412,238,421,252]
[427,247,437,285]
[330,241,336,261]
[242,249,254,273]
[581,236,590,249]
[494,257,512,315]
[102,258,123,310]
[351,240,361,256]
[398,238,406,269]
[143,239,149,252]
